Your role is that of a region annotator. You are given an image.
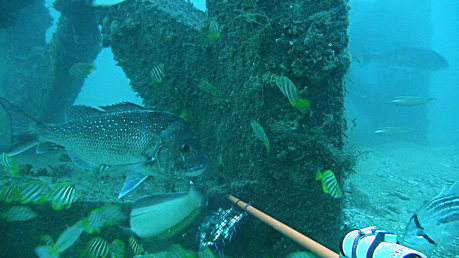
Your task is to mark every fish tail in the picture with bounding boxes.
[0,98,42,155]
[315,169,323,181]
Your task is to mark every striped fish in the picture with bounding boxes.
[0,185,19,203]
[49,183,77,210]
[274,76,309,112]
[35,221,85,258]
[129,236,144,255]
[87,237,111,258]
[401,180,459,251]
[208,19,221,39]
[250,121,270,154]
[198,80,220,96]
[92,165,112,177]
[149,63,165,84]
[0,152,20,176]
[19,181,50,204]
[315,169,342,199]
[99,204,125,226]
[39,234,54,246]
[83,209,105,234]
[110,239,125,258]
[0,206,37,222]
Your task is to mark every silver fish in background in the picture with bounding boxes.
[373,127,411,136]
[391,96,434,106]
[87,0,127,7]
[0,98,207,198]
[368,47,449,71]
[401,180,459,251]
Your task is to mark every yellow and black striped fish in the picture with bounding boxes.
[0,185,19,203]
[0,152,20,176]
[207,19,221,39]
[129,236,144,255]
[0,206,37,222]
[198,80,220,96]
[315,169,342,199]
[274,76,310,113]
[149,63,165,84]
[250,121,270,154]
[19,181,50,204]
[87,237,111,258]
[110,239,125,258]
[49,183,77,210]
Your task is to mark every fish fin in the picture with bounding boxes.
[36,142,63,154]
[446,180,459,196]
[156,207,205,240]
[133,192,186,209]
[0,98,42,155]
[322,181,329,194]
[66,150,97,170]
[66,105,103,121]
[34,245,58,258]
[118,225,136,236]
[119,172,149,198]
[9,135,40,156]
[99,102,145,113]
[315,169,323,181]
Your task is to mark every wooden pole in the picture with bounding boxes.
[228,195,339,258]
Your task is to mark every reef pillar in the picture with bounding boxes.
[0,0,102,123]
[102,0,354,256]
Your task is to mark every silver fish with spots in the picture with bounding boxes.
[0,98,207,198]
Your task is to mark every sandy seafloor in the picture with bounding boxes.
[343,140,459,258]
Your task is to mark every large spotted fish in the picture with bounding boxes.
[0,98,207,198]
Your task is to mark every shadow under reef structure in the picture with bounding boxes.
[0,0,356,257]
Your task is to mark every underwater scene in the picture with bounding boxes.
[0,0,458,257]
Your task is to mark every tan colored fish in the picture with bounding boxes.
[130,181,207,239]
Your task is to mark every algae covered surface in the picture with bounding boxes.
[0,0,355,257]
[102,0,354,256]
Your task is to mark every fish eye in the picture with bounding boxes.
[180,144,190,153]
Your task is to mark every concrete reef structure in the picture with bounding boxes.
[0,0,102,122]
[103,0,354,256]
[0,0,354,256]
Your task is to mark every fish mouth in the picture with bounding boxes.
[183,163,207,177]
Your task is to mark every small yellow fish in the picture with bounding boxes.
[0,185,19,203]
[110,239,125,258]
[198,80,221,96]
[49,183,77,210]
[150,63,165,84]
[250,121,270,154]
[274,76,309,113]
[207,19,221,39]
[69,62,96,79]
[0,206,37,222]
[0,152,20,177]
[87,237,111,258]
[18,181,50,204]
[316,169,342,199]
[129,236,144,255]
